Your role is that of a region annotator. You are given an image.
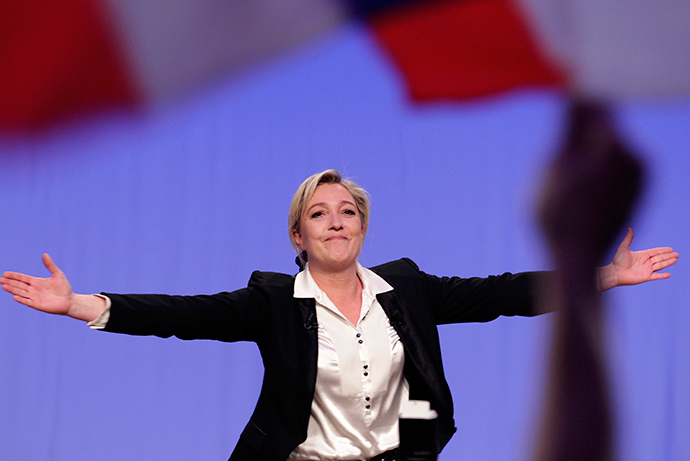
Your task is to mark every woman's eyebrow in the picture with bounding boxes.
[306,200,355,212]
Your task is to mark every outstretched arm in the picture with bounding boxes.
[598,228,678,292]
[1,254,105,322]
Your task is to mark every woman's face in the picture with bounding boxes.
[293,183,364,272]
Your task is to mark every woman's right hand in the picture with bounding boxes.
[2,254,106,322]
[1,254,75,315]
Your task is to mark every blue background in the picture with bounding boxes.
[1,23,688,460]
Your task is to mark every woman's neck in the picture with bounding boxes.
[308,262,360,294]
[308,263,363,325]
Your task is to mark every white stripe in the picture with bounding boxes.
[100,0,348,101]
[516,0,690,98]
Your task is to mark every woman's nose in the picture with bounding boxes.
[329,212,343,230]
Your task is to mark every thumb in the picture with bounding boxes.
[620,227,634,250]
[42,253,62,276]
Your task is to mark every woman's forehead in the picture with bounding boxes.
[307,184,355,206]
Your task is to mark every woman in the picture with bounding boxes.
[0,169,678,460]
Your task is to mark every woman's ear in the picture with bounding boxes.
[292,229,303,249]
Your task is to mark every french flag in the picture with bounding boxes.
[2,0,689,132]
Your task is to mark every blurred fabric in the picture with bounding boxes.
[0,2,688,460]
[4,0,689,131]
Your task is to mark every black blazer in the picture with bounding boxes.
[103,258,545,460]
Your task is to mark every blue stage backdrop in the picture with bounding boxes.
[1,23,688,460]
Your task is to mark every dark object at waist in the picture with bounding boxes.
[370,449,399,461]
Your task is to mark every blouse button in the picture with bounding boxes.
[358,339,363,344]
[363,371,369,376]
[366,404,371,409]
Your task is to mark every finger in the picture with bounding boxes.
[651,272,672,280]
[12,294,35,308]
[2,280,31,297]
[1,275,30,290]
[620,227,634,249]
[653,258,678,271]
[655,251,679,262]
[42,254,61,276]
[644,247,676,257]
[1,271,35,284]
[650,252,679,265]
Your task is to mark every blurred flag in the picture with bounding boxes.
[2,0,689,132]
[0,0,347,131]
[362,0,566,101]
[361,0,690,101]
[515,0,690,99]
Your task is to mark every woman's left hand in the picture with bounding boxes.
[598,228,679,291]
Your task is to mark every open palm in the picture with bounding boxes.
[609,228,678,287]
[1,254,73,315]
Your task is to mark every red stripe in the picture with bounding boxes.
[0,0,141,131]
[369,0,566,101]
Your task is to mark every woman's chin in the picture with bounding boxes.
[312,255,358,272]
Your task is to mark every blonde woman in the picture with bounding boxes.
[1,169,677,461]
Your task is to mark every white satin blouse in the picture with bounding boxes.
[288,263,409,460]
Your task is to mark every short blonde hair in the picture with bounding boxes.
[288,169,370,258]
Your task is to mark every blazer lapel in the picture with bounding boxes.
[295,297,318,425]
[377,290,437,385]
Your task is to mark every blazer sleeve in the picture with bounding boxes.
[421,269,550,325]
[101,270,289,343]
[378,258,551,325]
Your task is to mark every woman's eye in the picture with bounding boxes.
[344,209,356,216]
[310,211,323,218]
